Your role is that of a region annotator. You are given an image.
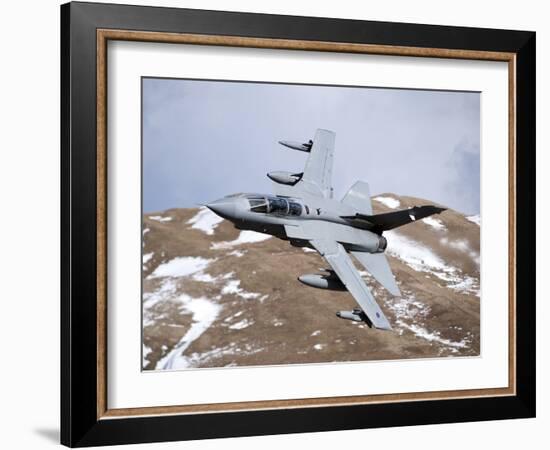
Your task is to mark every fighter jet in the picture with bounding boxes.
[206,129,446,330]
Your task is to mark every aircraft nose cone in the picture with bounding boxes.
[206,199,237,219]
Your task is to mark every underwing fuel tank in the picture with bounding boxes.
[278,140,313,152]
[336,308,368,323]
[298,273,346,291]
[267,171,301,185]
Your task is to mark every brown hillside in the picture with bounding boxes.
[142,194,480,371]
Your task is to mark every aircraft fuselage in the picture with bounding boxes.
[206,193,386,254]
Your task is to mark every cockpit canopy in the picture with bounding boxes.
[246,195,302,216]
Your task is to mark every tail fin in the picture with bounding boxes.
[342,181,372,214]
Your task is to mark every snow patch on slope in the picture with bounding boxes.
[222,279,261,300]
[211,230,271,249]
[178,345,239,368]
[447,277,480,297]
[142,345,152,367]
[192,272,218,283]
[186,207,224,235]
[143,278,177,310]
[385,231,451,275]
[386,294,430,321]
[173,343,264,368]
[466,215,481,226]
[229,318,253,330]
[422,217,446,230]
[149,215,172,222]
[396,320,469,351]
[440,237,480,267]
[224,311,244,323]
[385,292,471,351]
[148,256,212,279]
[386,231,479,295]
[373,196,400,209]
[155,295,222,370]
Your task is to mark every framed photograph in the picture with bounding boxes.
[61,2,536,447]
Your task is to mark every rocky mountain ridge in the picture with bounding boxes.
[142,193,480,370]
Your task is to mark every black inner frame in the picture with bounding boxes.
[61,2,536,447]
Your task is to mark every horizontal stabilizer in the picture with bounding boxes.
[351,251,401,296]
[342,205,446,233]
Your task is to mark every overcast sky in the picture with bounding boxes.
[143,78,480,215]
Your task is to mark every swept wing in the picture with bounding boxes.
[309,239,392,330]
[275,129,335,199]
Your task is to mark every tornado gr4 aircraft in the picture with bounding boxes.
[206,129,446,330]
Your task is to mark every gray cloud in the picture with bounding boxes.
[143,78,480,214]
[445,139,481,214]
